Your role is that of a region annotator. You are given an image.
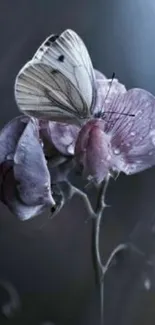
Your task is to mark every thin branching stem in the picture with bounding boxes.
[94,176,110,325]
[94,176,127,325]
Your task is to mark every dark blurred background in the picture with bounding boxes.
[0,0,155,324]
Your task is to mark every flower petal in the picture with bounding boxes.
[105,88,155,174]
[93,77,126,117]
[40,121,80,156]
[13,119,55,206]
[75,119,112,183]
[0,116,29,164]
[0,161,45,220]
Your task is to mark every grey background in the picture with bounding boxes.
[0,0,155,324]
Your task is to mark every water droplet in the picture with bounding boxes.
[126,143,131,147]
[39,140,44,147]
[6,153,14,160]
[144,278,151,291]
[87,175,93,181]
[130,131,135,136]
[67,144,74,155]
[114,148,120,155]
[44,184,50,191]
[106,154,111,161]
[150,130,155,146]
[136,110,142,115]
[152,137,155,146]
[149,151,153,156]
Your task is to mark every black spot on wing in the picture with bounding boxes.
[44,41,50,46]
[58,55,65,62]
[51,69,58,74]
[49,34,59,42]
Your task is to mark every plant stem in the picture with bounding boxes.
[94,176,110,325]
[94,176,127,325]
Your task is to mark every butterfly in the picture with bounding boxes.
[14,29,97,126]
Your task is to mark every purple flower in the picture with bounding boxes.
[75,88,155,183]
[0,116,55,220]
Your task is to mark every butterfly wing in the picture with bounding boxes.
[15,29,96,124]
[105,88,155,174]
[33,34,59,61]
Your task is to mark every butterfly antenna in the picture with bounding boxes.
[104,72,115,103]
[97,72,115,118]
[102,71,135,119]
[104,111,135,117]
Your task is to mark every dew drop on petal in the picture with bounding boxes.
[152,137,155,146]
[130,131,136,136]
[150,130,155,146]
[39,140,44,148]
[67,144,74,155]
[149,151,153,156]
[114,148,120,155]
[136,160,142,164]
[136,110,142,116]
[6,153,14,160]
[87,175,94,181]
[106,154,111,161]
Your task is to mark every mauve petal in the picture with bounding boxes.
[93,76,126,117]
[39,120,61,158]
[13,119,55,206]
[40,121,80,156]
[0,161,45,220]
[104,88,155,175]
[75,119,113,183]
[0,116,30,164]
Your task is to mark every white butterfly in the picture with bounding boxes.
[14,29,97,126]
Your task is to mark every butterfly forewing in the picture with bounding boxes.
[33,34,59,61]
[15,61,91,124]
[15,29,96,124]
[32,29,95,109]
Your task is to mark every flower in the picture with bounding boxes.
[75,88,155,183]
[0,116,55,220]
